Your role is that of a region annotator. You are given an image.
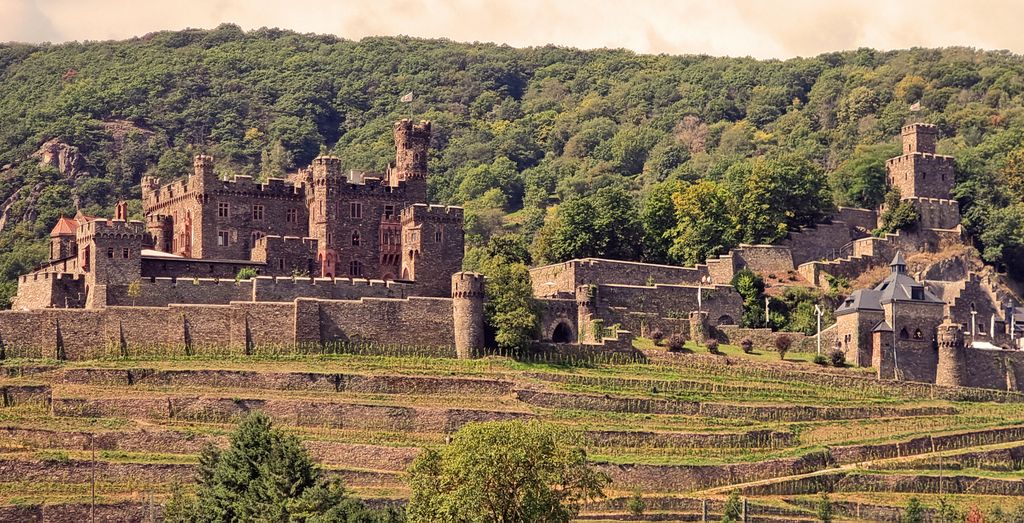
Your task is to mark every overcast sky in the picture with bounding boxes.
[3,0,1024,59]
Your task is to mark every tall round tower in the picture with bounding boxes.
[452,272,485,359]
[935,316,966,388]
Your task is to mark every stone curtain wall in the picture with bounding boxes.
[0,296,455,360]
[911,198,961,230]
[529,258,709,297]
[835,206,879,231]
[779,222,857,266]
[311,297,455,347]
[732,245,795,274]
[11,273,85,310]
[965,348,1024,391]
[140,257,264,279]
[100,276,411,307]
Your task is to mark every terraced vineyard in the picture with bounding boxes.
[1,342,1024,521]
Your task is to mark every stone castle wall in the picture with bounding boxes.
[529,258,708,297]
[835,206,879,231]
[0,295,454,360]
[140,257,263,280]
[732,245,795,274]
[779,221,858,266]
[251,235,319,276]
[965,349,1024,391]
[11,273,85,311]
[910,197,960,230]
[101,276,411,308]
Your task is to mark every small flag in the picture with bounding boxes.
[909,101,921,112]
[400,92,413,103]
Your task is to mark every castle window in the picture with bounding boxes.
[252,205,264,220]
[434,228,443,243]
[279,259,285,271]
[349,260,363,277]
[286,208,298,223]
[218,202,229,218]
[384,205,395,219]
[251,231,264,247]
[911,287,924,300]
[899,327,910,340]
[122,248,129,259]
[350,202,362,219]
[327,233,333,246]
[352,231,361,246]
[217,231,230,247]
[914,328,923,339]
[107,247,114,258]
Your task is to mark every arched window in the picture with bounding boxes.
[899,327,910,340]
[349,260,363,277]
[352,231,361,246]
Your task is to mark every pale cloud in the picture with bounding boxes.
[1,0,1023,58]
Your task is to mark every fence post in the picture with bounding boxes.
[702,499,708,522]
[742,498,748,522]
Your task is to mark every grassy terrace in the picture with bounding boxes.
[1,342,1023,518]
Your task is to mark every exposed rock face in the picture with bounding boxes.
[32,138,85,179]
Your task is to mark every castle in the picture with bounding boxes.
[2,121,1022,392]
[13,119,464,310]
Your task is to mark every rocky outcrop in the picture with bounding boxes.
[31,138,86,180]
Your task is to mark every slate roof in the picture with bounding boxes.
[835,252,943,316]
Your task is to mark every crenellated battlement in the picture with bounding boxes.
[79,219,146,239]
[19,272,83,284]
[205,175,304,198]
[451,272,485,298]
[400,204,464,224]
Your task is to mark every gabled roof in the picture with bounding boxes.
[49,216,78,237]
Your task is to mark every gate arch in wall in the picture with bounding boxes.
[717,314,736,326]
[544,318,577,343]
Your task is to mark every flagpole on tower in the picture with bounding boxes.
[400,91,414,119]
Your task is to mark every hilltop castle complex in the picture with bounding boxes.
[2,121,1022,392]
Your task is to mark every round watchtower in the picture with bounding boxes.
[452,272,485,359]
[935,316,966,388]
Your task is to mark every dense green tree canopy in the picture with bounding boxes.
[164,412,403,522]
[4,28,1024,305]
[406,420,608,522]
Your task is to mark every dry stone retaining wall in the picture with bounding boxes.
[51,395,531,433]
[60,368,513,396]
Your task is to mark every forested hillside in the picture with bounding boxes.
[2,24,1024,307]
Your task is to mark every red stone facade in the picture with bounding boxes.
[13,119,463,309]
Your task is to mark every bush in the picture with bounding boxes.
[706,339,720,354]
[722,491,743,523]
[774,334,792,360]
[829,349,846,367]
[740,337,754,353]
[627,490,646,516]
[816,492,833,523]
[666,333,687,352]
[235,267,258,282]
[902,497,924,523]
[650,328,665,345]
[813,353,828,366]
